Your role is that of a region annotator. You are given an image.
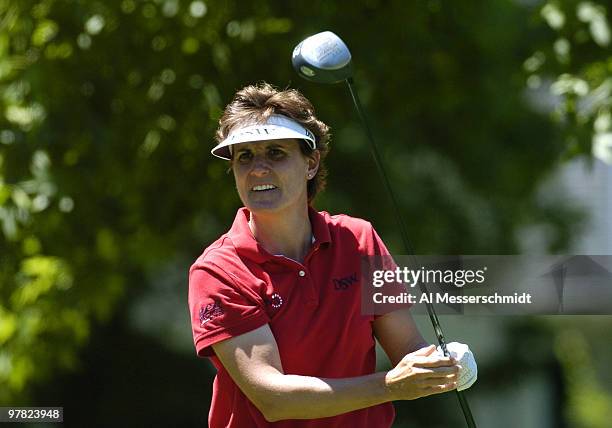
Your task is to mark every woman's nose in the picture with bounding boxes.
[249,156,271,177]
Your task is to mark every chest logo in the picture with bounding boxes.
[333,272,358,290]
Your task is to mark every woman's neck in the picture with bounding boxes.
[249,206,313,263]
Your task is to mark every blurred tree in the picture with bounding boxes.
[0,0,607,426]
[553,319,612,428]
[524,3,612,425]
[528,1,612,163]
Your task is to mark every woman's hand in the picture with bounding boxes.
[385,344,459,400]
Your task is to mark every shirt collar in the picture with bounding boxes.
[228,206,331,263]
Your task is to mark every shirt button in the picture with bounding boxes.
[298,270,306,277]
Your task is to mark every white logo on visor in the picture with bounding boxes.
[230,127,273,141]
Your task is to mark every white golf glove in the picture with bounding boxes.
[437,342,477,391]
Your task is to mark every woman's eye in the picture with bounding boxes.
[268,149,285,159]
[237,152,252,163]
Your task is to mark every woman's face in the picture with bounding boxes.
[231,139,319,215]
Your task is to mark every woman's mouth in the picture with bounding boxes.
[251,184,278,192]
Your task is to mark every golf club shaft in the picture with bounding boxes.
[345,77,477,428]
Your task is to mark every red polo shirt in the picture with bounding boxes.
[188,207,395,427]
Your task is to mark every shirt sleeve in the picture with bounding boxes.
[363,223,412,316]
[188,262,270,358]
[366,222,399,276]
[369,225,397,262]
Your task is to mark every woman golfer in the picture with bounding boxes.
[189,83,469,427]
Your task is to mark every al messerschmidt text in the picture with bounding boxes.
[372,292,533,304]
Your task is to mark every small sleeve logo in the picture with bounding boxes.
[199,300,224,326]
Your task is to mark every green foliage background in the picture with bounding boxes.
[1,0,611,426]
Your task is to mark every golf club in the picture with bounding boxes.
[292,30,478,428]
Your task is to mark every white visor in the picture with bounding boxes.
[211,114,316,160]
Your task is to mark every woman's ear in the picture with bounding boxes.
[307,150,320,179]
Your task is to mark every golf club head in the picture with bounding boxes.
[292,31,353,84]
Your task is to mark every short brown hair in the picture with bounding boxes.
[216,82,331,203]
